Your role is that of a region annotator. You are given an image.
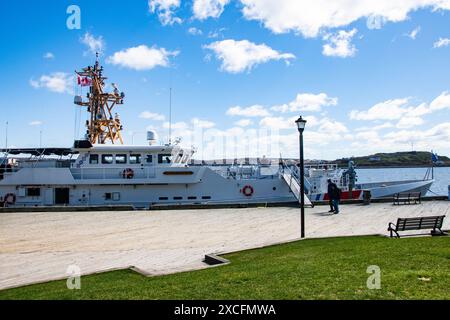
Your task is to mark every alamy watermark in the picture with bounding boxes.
[366,265,381,290]
[66,265,81,290]
[66,5,81,30]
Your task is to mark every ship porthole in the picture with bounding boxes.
[273,187,276,191]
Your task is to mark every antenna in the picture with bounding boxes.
[5,121,8,150]
[169,87,172,145]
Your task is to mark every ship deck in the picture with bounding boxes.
[0,201,449,290]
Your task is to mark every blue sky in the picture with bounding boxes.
[1,0,450,159]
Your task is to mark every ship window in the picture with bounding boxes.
[26,188,40,197]
[188,196,197,200]
[105,193,112,200]
[146,155,153,163]
[115,154,127,164]
[173,196,183,200]
[158,154,173,164]
[159,197,168,201]
[112,192,120,201]
[89,154,99,164]
[202,196,211,200]
[129,154,141,164]
[102,154,113,164]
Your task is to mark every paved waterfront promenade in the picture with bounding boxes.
[0,201,449,290]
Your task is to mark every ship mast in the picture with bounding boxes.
[74,53,125,144]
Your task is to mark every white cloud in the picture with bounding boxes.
[106,45,179,70]
[235,119,253,127]
[259,116,296,129]
[226,105,271,117]
[191,118,216,128]
[188,27,203,35]
[271,93,338,113]
[43,52,54,59]
[149,0,182,25]
[239,0,450,37]
[433,37,450,48]
[430,91,450,110]
[322,29,357,58]
[139,111,166,121]
[406,26,421,40]
[163,121,188,130]
[204,39,295,73]
[396,116,424,129]
[349,98,411,120]
[80,32,105,55]
[30,72,73,94]
[193,0,230,20]
[29,121,43,126]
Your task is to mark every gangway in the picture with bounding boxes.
[281,164,313,206]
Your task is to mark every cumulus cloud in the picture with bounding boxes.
[271,93,338,113]
[193,0,230,20]
[349,98,412,120]
[204,39,295,73]
[430,91,450,110]
[226,105,271,117]
[80,32,105,55]
[406,26,421,40]
[235,119,253,127]
[188,27,203,35]
[139,111,166,121]
[149,0,182,25]
[191,118,216,128]
[43,52,54,59]
[433,37,450,48]
[322,29,357,58]
[239,0,450,37]
[30,72,73,94]
[106,45,179,70]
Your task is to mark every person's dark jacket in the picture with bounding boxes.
[328,182,341,200]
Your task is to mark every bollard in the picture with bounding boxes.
[363,190,371,205]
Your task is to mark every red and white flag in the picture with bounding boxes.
[77,76,92,86]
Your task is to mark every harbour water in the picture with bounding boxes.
[356,166,450,196]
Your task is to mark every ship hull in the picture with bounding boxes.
[310,179,434,201]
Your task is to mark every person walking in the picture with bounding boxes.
[327,179,334,212]
[327,179,341,214]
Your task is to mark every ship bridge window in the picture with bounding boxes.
[115,154,127,164]
[89,154,99,164]
[102,154,113,164]
[130,154,141,164]
[146,155,153,164]
[158,154,173,164]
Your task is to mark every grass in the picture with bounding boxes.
[0,235,449,300]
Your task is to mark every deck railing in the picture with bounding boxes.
[70,167,156,180]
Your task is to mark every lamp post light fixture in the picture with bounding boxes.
[295,116,307,238]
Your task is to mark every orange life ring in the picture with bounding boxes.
[122,168,134,179]
[242,185,254,197]
[4,193,16,205]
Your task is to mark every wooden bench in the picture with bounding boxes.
[388,215,446,238]
[393,192,421,205]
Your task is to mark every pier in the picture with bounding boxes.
[0,201,449,290]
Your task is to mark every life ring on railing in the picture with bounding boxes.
[242,185,254,197]
[122,168,134,179]
[4,193,16,205]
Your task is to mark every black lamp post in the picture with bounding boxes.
[295,116,307,238]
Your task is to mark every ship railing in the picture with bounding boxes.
[279,162,312,194]
[70,167,156,180]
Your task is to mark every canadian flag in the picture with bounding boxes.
[77,76,92,86]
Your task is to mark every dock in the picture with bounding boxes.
[0,201,449,290]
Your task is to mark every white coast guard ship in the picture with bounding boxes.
[0,60,433,208]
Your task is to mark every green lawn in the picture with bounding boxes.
[1,235,449,300]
